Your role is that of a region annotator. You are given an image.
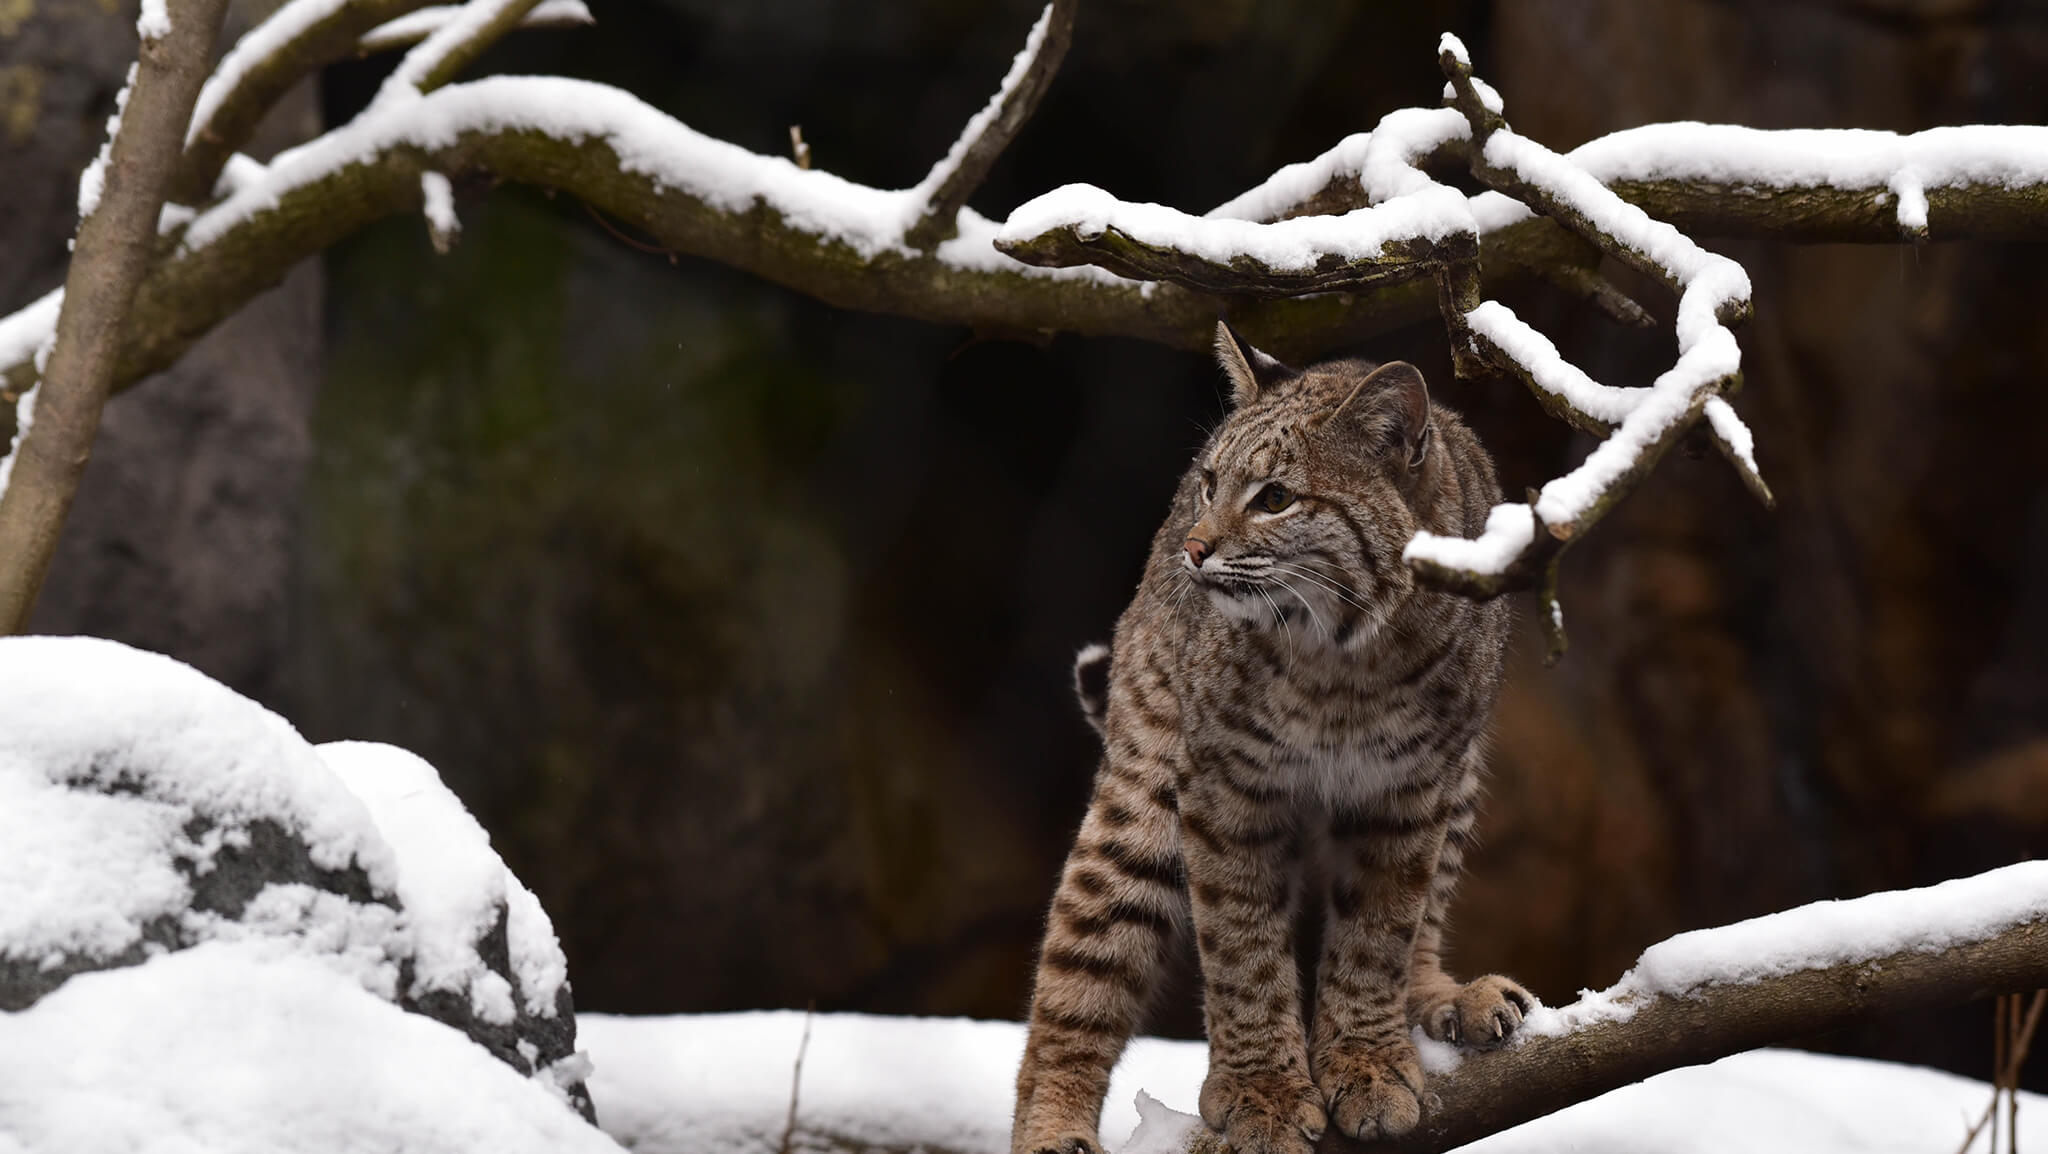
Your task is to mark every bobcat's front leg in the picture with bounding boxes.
[1179,770,1324,1154]
[1406,751,1531,1050]
[1310,786,1449,1141]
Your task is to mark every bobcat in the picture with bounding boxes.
[1012,324,1526,1154]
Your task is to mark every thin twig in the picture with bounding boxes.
[779,1002,816,1154]
[1958,990,2045,1154]
[579,197,676,261]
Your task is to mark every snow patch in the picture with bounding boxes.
[0,942,618,1154]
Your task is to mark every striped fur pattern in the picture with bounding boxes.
[1013,324,1525,1154]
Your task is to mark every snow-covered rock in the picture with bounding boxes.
[0,635,596,1132]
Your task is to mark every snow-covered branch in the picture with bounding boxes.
[10,21,2048,629]
[371,0,543,108]
[903,0,1075,250]
[1139,862,2048,1154]
[0,0,230,634]
[176,0,434,203]
[356,0,590,55]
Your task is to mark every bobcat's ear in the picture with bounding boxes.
[1214,321,1292,408]
[1330,360,1432,470]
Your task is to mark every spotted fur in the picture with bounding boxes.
[1013,324,1527,1154]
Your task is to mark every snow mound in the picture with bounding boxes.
[0,636,595,1124]
[578,1011,2047,1154]
[0,941,618,1154]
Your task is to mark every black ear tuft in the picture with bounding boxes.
[1073,643,1111,738]
[1329,360,1431,468]
[1213,321,1293,408]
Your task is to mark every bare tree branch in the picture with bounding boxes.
[0,0,232,632]
[903,0,1077,250]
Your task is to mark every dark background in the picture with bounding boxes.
[7,0,2048,1091]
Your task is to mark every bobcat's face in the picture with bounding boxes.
[1183,336,1436,644]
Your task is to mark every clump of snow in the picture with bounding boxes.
[1443,77,1505,114]
[421,170,461,251]
[213,152,269,198]
[136,0,170,40]
[1120,1090,1206,1154]
[1413,1027,1465,1075]
[0,942,618,1154]
[1404,502,1535,573]
[1438,31,1470,67]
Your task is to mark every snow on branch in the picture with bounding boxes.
[903,0,1076,250]
[995,183,1476,295]
[356,0,590,54]
[177,0,436,204]
[1136,861,2048,1154]
[371,0,544,107]
[10,20,2048,582]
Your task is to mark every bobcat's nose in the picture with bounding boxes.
[1184,537,1213,567]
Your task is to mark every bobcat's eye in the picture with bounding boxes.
[1200,469,1216,502]
[1254,483,1294,514]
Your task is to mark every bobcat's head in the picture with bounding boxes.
[1181,322,1443,645]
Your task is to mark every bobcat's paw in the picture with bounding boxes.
[1417,974,1532,1050]
[1198,1067,1325,1154]
[1012,1130,1100,1154]
[1313,1040,1424,1140]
